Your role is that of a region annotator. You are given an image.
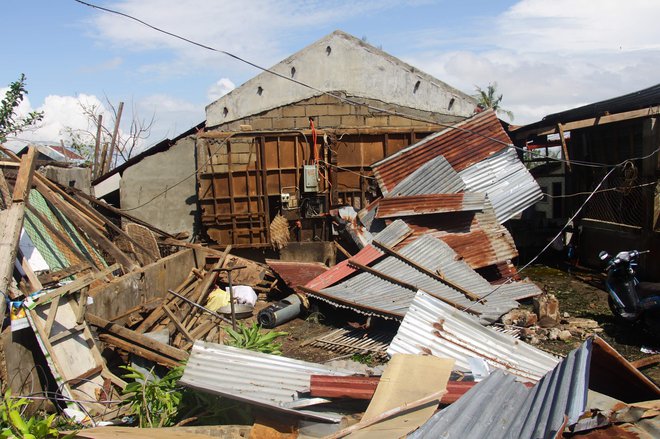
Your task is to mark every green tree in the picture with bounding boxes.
[0,74,43,143]
[474,82,514,121]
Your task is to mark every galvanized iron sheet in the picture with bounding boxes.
[409,339,592,439]
[310,234,533,323]
[372,110,510,194]
[304,219,411,290]
[388,291,559,382]
[459,148,543,223]
[180,341,356,422]
[266,260,328,294]
[384,155,465,197]
[376,193,485,219]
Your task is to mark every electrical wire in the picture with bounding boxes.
[541,181,655,199]
[462,164,619,312]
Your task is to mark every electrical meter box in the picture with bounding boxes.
[303,165,319,192]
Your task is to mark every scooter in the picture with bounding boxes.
[599,249,660,333]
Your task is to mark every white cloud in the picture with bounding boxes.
[207,78,235,102]
[407,0,660,124]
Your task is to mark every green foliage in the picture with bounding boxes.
[225,323,288,355]
[474,82,514,121]
[0,74,43,143]
[350,352,377,366]
[120,365,184,428]
[0,390,67,439]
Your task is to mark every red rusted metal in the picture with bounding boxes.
[304,245,384,290]
[266,259,329,294]
[309,375,479,404]
[372,111,510,194]
[376,193,485,219]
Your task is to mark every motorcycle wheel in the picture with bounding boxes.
[607,296,637,324]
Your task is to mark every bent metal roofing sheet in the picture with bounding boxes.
[409,339,592,439]
[180,341,356,422]
[388,290,559,382]
[371,110,510,194]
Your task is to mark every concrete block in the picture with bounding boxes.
[272,118,297,130]
[317,115,342,127]
[326,103,352,116]
[305,105,329,117]
[534,293,560,327]
[365,115,390,127]
[388,115,414,127]
[231,153,253,164]
[281,105,306,117]
[229,142,253,154]
[250,118,273,130]
[341,115,366,126]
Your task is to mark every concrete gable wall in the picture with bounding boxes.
[207,31,476,127]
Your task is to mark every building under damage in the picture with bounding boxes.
[0,31,658,438]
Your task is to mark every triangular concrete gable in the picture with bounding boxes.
[206,30,476,127]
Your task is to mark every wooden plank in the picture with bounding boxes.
[37,262,91,285]
[36,263,119,305]
[163,305,194,342]
[512,105,660,138]
[48,323,85,344]
[0,147,37,320]
[25,202,99,270]
[98,334,181,368]
[134,273,197,333]
[44,295,61,338]
[12,146,38,202]
[35,180,139,270]
[86,313,189,362]
[557,123,571,171]
[76,288,89,325]
[372,240,481,302]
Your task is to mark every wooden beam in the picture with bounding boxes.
[372,240,482,302]
[37,262,91,285]
[86,313,189,362]
[98,334,181,368]
[0,146,37,321]
[12,146,37,202]
[163,304,194,342]
[36,263,119,305]
[512,105,660,138]
[557,123,571,172]
[36,181,139,270]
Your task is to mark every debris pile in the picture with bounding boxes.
[0,131,658,439]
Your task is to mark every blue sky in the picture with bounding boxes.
[2,0,659,153]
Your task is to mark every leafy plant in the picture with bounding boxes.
[0,390,65,439]
[225,323,288,355]
[0,74,43,143]
[120,365,183,428]
[474,82,514,121]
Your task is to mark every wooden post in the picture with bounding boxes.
[0,146,37,322]
[93,114,103,177]
[104,101,124,174]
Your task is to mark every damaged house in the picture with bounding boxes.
[512,83,660,279]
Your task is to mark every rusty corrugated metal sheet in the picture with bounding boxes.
[384,155,465,197]
[266,259,328,294]
[305,219,411,290]
[388,290,560,382]
[372,110,510,194]
[376,193,485,219]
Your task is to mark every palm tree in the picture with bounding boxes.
[474,82,514,121]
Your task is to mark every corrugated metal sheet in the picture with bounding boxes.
[266,259,328,294]
[409,339,592,439]
[392,196,519,272]
[396,234,539,300]
[372,111,510,194]
[180,341,356,422]
[309,234,532,324]
[384,155,465,197]
[376,193,485,219]
[388,291,559,382]
[458,148,543,223]
[305,219,411,290]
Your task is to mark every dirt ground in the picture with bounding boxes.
[521,265,659,385]
[273,264,660,386]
